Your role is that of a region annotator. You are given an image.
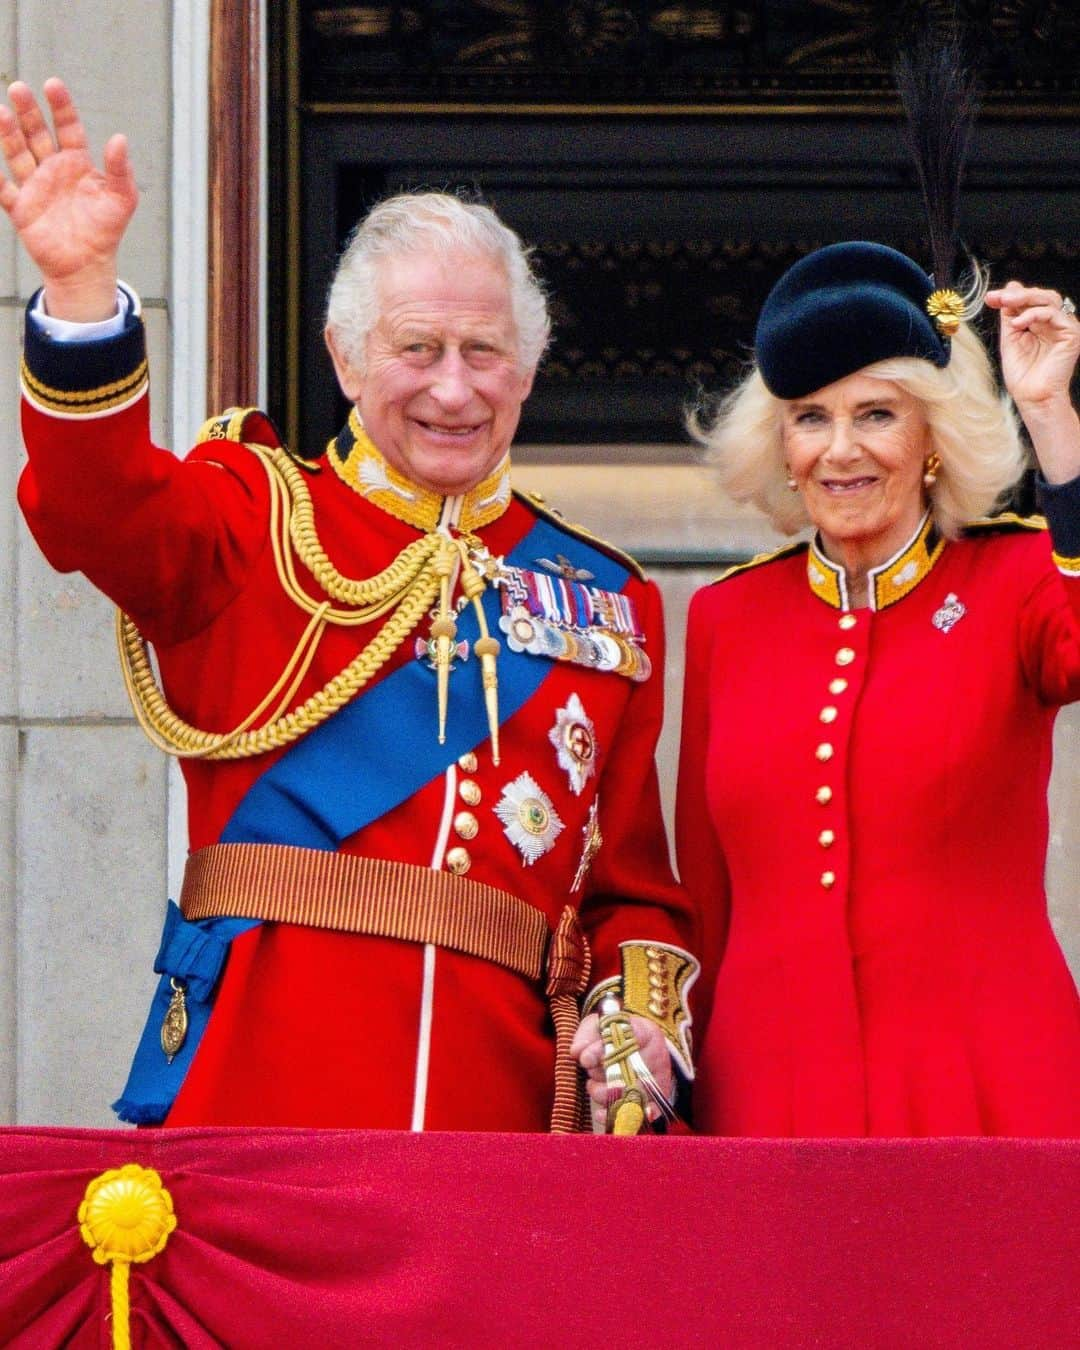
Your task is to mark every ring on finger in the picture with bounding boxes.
[1062,296,1076,316]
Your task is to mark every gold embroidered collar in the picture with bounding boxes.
[806,511,946,612]
[327,408,512,533]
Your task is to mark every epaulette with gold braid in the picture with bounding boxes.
[963,511,1047,536]
[712,539,807,585]
[195,407,322,469]
[514,489,646,581]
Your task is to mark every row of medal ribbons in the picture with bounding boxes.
[494,561,651,682]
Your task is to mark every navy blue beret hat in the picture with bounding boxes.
[754,241,953,400]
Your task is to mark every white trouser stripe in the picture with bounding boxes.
[409,761,459,1132]
[409,492,464,1133]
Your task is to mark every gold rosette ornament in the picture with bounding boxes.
[926,288,965,336]
[79,1163,177,1350]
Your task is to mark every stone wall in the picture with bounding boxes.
[1,3,174,1124]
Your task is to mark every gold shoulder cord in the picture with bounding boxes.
[117,444,448,760]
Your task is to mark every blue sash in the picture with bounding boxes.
[114,515,632,1122]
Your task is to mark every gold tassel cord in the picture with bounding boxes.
[599,1000,646,1135]
[117,444,443,759]
[117,442,508,761]
[260,446,438,624]
[270,447,437,608]
[79,1164,177,1350]
[118,568,438,759]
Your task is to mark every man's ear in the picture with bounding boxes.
[325,326,361,403]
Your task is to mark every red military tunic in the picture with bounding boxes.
[18,299,696,1130]
[678,510,1080,1136]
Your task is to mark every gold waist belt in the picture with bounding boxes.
[180,842,591,1132]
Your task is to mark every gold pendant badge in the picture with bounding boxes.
[160,978,189,1063]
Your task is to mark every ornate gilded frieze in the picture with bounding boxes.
[534,235,1078,387]
[299,1,1080,106]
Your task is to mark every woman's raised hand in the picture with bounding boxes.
[986,282,1080,412]
[986,281,1080,484]
[0,78,137,321]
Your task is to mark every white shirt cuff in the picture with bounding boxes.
[30,284,137,342]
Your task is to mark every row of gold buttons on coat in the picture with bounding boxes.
[816,612,857,890]
[445,751,481,875]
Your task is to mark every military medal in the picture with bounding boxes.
[550,693,598,795]
[489,553,650,682]
[591,631,623,672]
[414,634,470,665]
[500,604,540,653]
[495,772,564,865]
[571,800,603,892]
[160,978,188,1063]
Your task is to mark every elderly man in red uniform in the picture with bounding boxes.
[1,79,697,1131]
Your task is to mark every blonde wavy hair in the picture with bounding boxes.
[688,323,1028,539]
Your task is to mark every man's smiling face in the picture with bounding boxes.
[326,249,535,495]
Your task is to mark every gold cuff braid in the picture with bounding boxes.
[619,941,699,1079]
[583,943,699,1079]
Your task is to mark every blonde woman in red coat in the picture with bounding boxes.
[679,241,1080,1136]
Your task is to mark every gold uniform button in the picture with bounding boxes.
[453,811,479,841]
[836,647,856,666]
[829,678,849,695]
[445,846,472,875]
[821,870,836,889]
[457,751,478,773]
[458,779,482,806]
[819,829,836,847]
[815,743,834,762]
[816,785,833,805]
[839,614,857,631]
[819,706,838,724]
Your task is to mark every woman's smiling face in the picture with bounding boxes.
[781,371,933,566]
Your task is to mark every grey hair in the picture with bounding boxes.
[325,191,551,373]
[688,322,1027,540]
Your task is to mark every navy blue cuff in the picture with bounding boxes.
[1035,473,1080,561]
[21,287,148,416]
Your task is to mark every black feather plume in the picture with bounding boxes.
[894,31,980,291]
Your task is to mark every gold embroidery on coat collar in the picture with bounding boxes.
[327,408,512,532]
[806,512,945,612]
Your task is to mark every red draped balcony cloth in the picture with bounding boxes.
[0,1128,1077,1348]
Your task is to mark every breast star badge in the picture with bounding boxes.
[549,693,598,796]
[494,772,564,866]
